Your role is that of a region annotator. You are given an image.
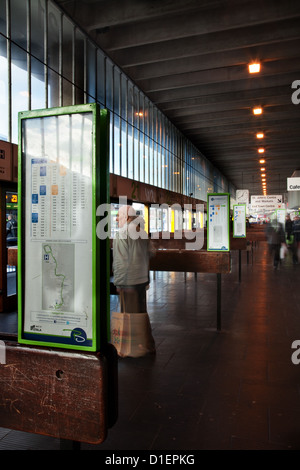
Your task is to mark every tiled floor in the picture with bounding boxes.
[1,242,300,450]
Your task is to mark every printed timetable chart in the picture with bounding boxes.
[30,158,90,240]
[207,193,230,251]
[233,204,246,238]
[18,105,108,351]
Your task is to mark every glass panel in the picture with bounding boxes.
[11,0,27,49]
[153,140,157,187]
[48,1,61,74]
[113,114,120,175]
[11,44,28,143]
[62,16,73,83]
[121,118,127,178]
[86,41,96,102]
[31,0,45,62]
[75,29,85,103]
[96,49,105,106]
[133,87,139,129]
[48,69,60,108]
[121,74,127,120]
[127,81,133,125]
[113,67,120,115]
[106,58,113,111]
[144,134,149,184]
[127,123,133,179]
[0,36,8,141]
[6,190,18,296]
[31,56,45,110]
[0,0,6,35]
[134,126,139,180]
[139,129,144,182]
[62,77,72,107]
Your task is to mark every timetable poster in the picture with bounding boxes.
[233,204,246,238]
[207,193,230,251]
[19,108,98,350]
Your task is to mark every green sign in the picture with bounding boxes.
[233,204,246,238]
[18,104,109,351]
[207,193,230,251]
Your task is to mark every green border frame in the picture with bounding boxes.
[233,204,246,238]
[207,193,230,251]
[17,104,110,352]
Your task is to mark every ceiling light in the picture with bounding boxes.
[259,159,265,164]
[261,173,266,177]
[258,148,265,153]
[260,167,266,171]
[256,132,264,139]
[249,63,261,74]
[253,107,262,115]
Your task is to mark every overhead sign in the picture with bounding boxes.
[250,195,283,212]
[287,177,300,191]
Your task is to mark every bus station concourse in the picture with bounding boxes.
[0,0,300,454]
[1,174,300,450]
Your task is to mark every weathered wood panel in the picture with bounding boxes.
[0,342,112,444]
[150,250,231,274]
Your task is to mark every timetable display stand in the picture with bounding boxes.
[207,193,230,252]
[18,104,110,352]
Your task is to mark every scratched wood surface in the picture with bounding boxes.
[149,250,231,274]
[151,235,247,251]
[0,342,114,444]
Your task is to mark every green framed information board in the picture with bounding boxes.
[233,204,246,238]
[207,193,230,251]
[18,104,109,351]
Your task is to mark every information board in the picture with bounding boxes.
[207,193,230,251]
[233,204,246,238]
[18,104,109,351]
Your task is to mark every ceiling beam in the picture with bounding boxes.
[91,0,300,50]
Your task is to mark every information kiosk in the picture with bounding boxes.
[18,104,109,351]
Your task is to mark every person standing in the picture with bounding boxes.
[113,205,152,313]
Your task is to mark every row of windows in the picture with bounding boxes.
[0,0,236,201]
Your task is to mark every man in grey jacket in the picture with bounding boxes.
[113,205,152,313]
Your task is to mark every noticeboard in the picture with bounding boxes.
[207,193,230,251]
[18,104,109,351]
[233,204,246,238]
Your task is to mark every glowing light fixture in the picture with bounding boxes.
[249,63,261,74]
[260,167,266,171]
[256,132,264,139]
[259,159,265,164]
[258,148,265,153]
[253,107,262,115]
[261,173,266,177]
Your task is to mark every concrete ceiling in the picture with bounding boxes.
[55,0,300,199]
